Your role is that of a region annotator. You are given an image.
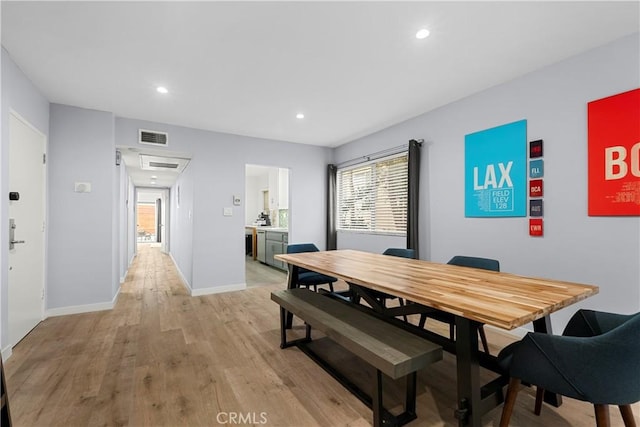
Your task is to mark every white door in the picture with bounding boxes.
[8,113,46,346]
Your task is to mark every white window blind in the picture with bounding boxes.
[337,153,408,234]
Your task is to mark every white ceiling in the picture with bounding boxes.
[3,1,638,149]
[4,1,639,188]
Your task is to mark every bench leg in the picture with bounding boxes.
[405,372,417,417]
[372,370,418,427]
[279,307,312,349]
[373,369,383,427]
[280,307,288,349]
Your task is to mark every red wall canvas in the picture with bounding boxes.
[588,88,640,216]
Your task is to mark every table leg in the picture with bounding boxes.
[373,369,383,427]
[454,316,482,427]
[285,265,299,329]
[533,316,563,407]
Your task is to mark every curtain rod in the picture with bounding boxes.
[336,139,423,169]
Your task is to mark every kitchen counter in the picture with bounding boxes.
[246,225,288,232]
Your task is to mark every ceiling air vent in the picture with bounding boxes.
[139,154,190,173]
[149,161,179,169]
[139,129,168,147]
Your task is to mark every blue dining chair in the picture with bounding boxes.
[382,248,416,259]
[418,255,500,353]
[349,248,416,320]
[368,248,416,317]
[498,309,640,427]
[286,243,337,292]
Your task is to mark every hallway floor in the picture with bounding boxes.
[4,245,636,426]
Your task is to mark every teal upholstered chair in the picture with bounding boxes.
[418,255,500,353]
[382,248,416,259]
[286,243,337,292]
[498,309,640,427]
[349,248,415,320]
[371,248,416,306]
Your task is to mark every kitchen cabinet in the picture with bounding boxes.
[265,230,288,270]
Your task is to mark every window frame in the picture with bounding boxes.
[336,152,409,236]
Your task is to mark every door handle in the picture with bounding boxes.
[9,239,25,250]
[9,218,24,250]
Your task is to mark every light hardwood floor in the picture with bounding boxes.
[4,245,637,426]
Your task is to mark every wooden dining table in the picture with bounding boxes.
[275,249,599,427]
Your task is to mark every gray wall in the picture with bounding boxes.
[118,163,128,283]
[126,172,136,269]
[334,33,640,331]
[170,162,194,288]
[115,117,333,292]
[47,104,118,309]
[1,48,50,354]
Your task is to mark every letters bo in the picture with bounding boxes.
[605,142,640,180]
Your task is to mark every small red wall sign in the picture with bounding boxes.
[588,88,640,216]
[529,179,543,198]
[529,218,543,236]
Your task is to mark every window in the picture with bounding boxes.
[337,153,408,234]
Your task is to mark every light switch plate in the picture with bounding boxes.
[74,182,91,193]
[223,207,233,216]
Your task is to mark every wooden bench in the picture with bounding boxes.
[271,288,442,427]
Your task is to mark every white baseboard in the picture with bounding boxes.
[2,345,12,362]
[191,283,247,297]
[167,253,246,296]
[120,268,128,284]
[46,288,119,318]
[169,252,192,294]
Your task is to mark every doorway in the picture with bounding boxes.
[136,188,169,253]
[8,112,46,347]
[244,164,289,287]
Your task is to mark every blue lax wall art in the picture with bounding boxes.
[465,120,527,217]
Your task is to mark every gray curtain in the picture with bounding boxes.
[407,139,422,258]
[327,164,337,250]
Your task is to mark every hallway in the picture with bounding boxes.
[4,245,372,426]
[4,246,634,426]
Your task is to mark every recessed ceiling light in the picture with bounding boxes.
[156,86,168,94]
[150,181,157,185]
[416,28,430,39]
[151,175,157,179]
[296,113,305,119]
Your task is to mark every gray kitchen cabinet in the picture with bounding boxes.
[265,230,288,270]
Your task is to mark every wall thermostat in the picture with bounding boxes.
[9,192,19,201]
[233,195,241,206]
